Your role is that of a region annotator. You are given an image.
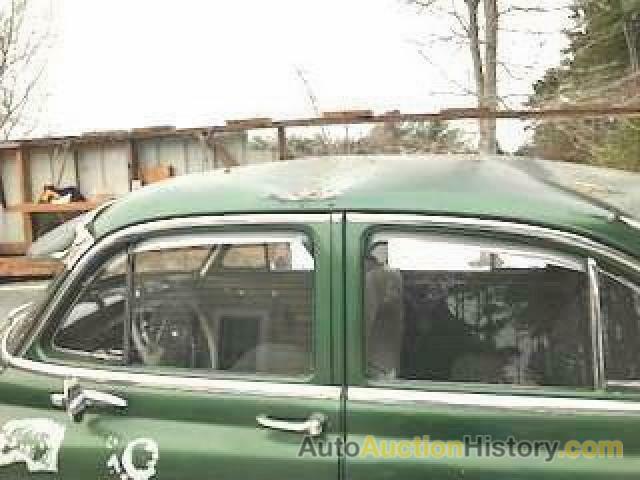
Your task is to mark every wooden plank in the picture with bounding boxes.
[322,109,374,120]
[0,242,28,256]
[126,138,139,190]
[140,166,172,185]
[7,201,102,213]
[0,257,60,278]
[226,118,273,129]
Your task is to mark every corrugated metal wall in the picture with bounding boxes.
[0,150,22,243]
[0,132,248,244]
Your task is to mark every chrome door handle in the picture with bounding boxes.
[51,378,127,422]
[256,412,327,436]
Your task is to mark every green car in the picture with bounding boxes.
[2,155,640,479]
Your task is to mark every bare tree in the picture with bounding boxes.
[408,1,571,153]
[0,0,51,139]
[409,0,499,152]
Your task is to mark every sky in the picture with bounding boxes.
[39,0,570,149]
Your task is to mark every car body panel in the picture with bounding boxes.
[343,214,640,480]
[0,216,340,480]
[1,157,639,479]
[90,156,640,258]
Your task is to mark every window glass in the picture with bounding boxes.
[599,269,640,381]
[53,253,127,358]
[135,247,210,273]
[365,234,592,388]
[52,235,315,377]
[130,237,314,376]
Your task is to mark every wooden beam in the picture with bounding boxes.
[126,138,139,190]
[277,126,287,161]
[15,147,32,245]
[3,106,640,150]
[7,201,102,213]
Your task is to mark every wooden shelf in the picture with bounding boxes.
[7,201,102,213]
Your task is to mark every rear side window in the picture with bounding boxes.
[52,233,315,378]
[599,269,640,381]
[365,234,592,388]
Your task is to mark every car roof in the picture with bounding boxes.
[91,154,640,257]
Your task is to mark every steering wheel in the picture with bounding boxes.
[131,298,211,368]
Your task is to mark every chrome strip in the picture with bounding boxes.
[620,216,640,231]
[115,213,331,237]
[7,354,340,399]
[349,387,640,413]
[6,302,34,322]
[608,380,640,389]
[588,258,605,389]
[347,213,640,273]
[134,232,308,253]
[373,232,586,273]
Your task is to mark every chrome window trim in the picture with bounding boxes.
[620,216,640,231]
[588,258,606,390]
[5,353,340,400]
[133,232,310,253]
[348,387,640,413]
[371,231,586,272]
[1,213,335,399]
[348,213,640,274]
[112,213,331,236]
[49,251,129,361]
[608,380,640,389]
[352,212,640,397]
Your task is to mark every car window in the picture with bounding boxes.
[131,237,314,375]
[599,269,640,382]
[365,233,592,388]
[52,233,315,378]
[53,253,127,359]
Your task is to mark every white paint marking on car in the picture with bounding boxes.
[107,437,160,480]
[0,418,65,472]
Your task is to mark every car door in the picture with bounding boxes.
[344,213,640,480]
[0,213,342,480]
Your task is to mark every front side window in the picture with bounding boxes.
[365,233,592,388]
[52,233,315,377]
[54,253,127,358]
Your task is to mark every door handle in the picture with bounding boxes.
[51,378,127,422]
[256,412,327,436]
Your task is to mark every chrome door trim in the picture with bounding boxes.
[347,213,640,273]
[608,380,640,389]
[349,387,640,413]
[1,213,338,401]
[1,325,340,400]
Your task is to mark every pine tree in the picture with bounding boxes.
[525,0,640,171]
